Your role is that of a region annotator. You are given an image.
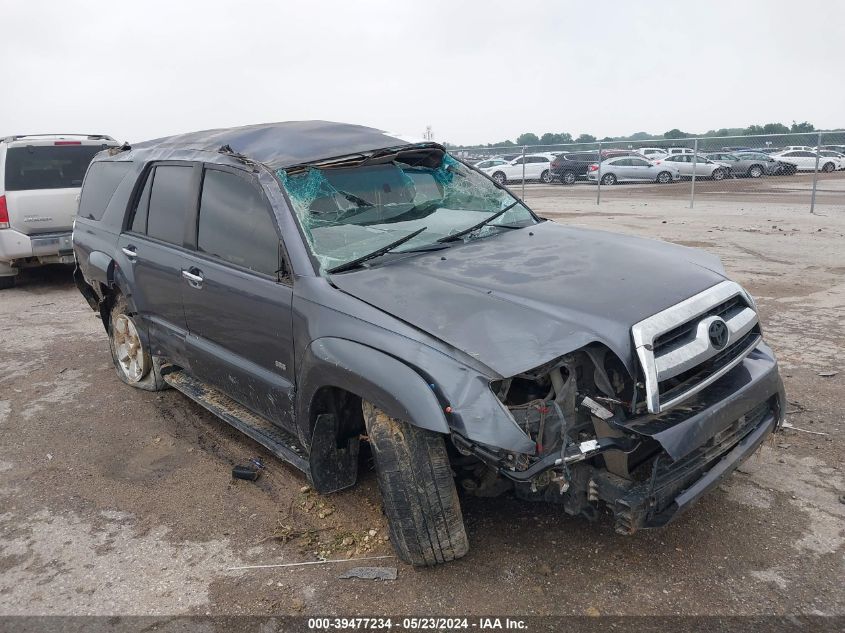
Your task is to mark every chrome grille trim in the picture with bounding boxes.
[632,281,760,413]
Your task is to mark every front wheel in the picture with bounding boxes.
[822,162,835,173]
[748,165,764,178]
[540,169,552,184]
[561,171,577,185]
[362,402,469,566]
[491,171,506,185]
[601,173,617,185]
[656,171,672,184]
[711,168,725,181]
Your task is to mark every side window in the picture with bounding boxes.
[615,159,632,166]
[147,165,195,245]
[197,169,281,277]
[130,169,154,233]
[78,162,133,221]
[512,157,524,165]
[631,159,650,167]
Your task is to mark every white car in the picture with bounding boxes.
[817,150,845,170]
[586,156,681,184]
[474,158,509,170]
[480,152,556,185]
[771,150,842,173]
[0,133,119,288]
[638,147,668,160]
[653,154,730,180]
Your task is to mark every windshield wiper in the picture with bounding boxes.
[436,201,520,243]
[326,227,428,274]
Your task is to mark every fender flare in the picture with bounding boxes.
[297,337,450,445]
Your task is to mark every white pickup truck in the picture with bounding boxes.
[0,134,119,288]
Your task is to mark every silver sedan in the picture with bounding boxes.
[586,156,681,185]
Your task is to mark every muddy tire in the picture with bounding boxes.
[362,402,468,566]
[108,293,169,391]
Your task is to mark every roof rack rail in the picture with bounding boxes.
[1,133,117,143]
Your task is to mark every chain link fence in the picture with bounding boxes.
[449,131,845,213]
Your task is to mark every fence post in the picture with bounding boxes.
[521,145,526,201]
[690,138,698,209]
[810,131,822,214]
[596,141,603,205]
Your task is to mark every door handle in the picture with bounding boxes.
[181,268,204,287]
[121,246,137,259]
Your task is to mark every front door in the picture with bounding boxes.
[180,165,296,430]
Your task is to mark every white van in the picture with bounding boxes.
[665,147,694,155]
[0,134,119,288]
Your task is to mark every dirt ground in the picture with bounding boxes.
[0,180,843,618]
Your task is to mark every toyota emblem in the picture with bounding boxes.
[708,319,729,350]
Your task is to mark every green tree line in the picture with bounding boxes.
[446,121,823,149]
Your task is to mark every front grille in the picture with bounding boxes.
[653,295,746,355]
[631,281,761,413]
[658,327,760,403]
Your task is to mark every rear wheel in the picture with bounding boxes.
[540,169,552,184]
[108,294,168,391]
[748,164,764,178]
[491,171,506,185]
[711,168,725,181]
[561,171,577,185]
[601,173,617,186]
[362,402,469,566]
[656,171,672,184]
[822,162,835,173]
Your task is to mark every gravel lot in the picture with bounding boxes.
[1,177,843,617]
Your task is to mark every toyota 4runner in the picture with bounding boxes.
[73,121,785,566]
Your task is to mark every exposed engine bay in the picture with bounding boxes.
[451,344,781,534]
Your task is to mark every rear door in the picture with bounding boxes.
[118,162,199,366]
[181,165,295,430]
[2,142,111,235]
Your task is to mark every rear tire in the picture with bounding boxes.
[711,168,725,181]
[656,171,672,184]
[601,173,617,185]
[561,171,577,185]
[0,275,15,290]
[363,402,469,566]
[492,171,506,185]
[540,169,552,184]
[822,162,835,173]
[748,165,764,178]
[108,294,169,391]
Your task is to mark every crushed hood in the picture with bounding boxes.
[330,221,727,377]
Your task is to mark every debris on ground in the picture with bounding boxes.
[339,566,398,581]
[781,421,829,436]
[232,465,260,481]
[229,555,395,571]
[817,371,838,378]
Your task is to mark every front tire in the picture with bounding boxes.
[540,169,552,184]
[601,173,617,185]
[363,402,469,566]
[748,164,764,178]
[822,162,835,173]
[491,171,506,185]
[561,171,577,185]
[656,171,672,184]
[711,168,725,181]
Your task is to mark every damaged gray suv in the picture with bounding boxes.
[73,121,785,566]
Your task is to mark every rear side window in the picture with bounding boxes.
[146,165,194,245]
[197,169,280,276]
[78,161,133,221]
[4,145,107,191]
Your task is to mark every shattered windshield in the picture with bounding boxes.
[277,151,535,272]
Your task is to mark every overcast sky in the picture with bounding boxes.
[3,1,843,146]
